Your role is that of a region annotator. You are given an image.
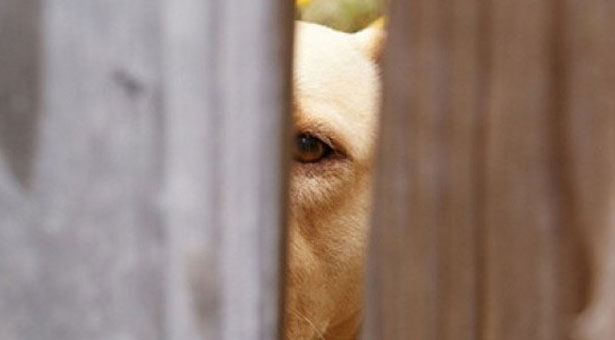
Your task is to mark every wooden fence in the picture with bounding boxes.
[0,0,613,340]
[366,0,614,340]
[0,0,292,339]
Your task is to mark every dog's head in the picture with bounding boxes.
[285,21,383,339]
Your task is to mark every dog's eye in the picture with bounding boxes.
[293,133,332,163]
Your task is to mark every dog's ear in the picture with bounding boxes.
[354,19,386,63]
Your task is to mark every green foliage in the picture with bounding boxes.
[297,0,387,32]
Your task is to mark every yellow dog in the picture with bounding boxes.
[285,21,384,339]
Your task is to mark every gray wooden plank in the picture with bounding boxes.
[1,0,292,339]
[0,1,166,339]
[162,0,293,339]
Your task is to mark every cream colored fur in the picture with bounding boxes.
[284,22,383,339]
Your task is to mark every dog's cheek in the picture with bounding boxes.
[289,163,355,210]
[284,220,331,339]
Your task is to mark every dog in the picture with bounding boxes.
[284,21,384,339]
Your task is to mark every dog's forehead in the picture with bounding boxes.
[293,22,380,161]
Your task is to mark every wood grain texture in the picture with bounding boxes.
[364,0,481,339]
[482,0,560,338]
[562,0,615,339]
[1,1,166,339]
[365,0,612,339]
[0,1,293,339]
[162,0,293,339]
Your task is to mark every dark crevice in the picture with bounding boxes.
[0,0,42,190]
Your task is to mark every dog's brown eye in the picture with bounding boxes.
[294,133,331,163]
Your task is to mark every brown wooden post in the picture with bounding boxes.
[364,0,614,339]
[561,1,615,339]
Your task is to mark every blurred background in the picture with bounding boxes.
[297,0,387,32]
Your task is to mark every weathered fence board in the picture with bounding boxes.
[0,0,292,339]
[163,0,293,339]
[365,0,614,340]
[364,0,482,338]
[563,1,615,339]
[482,0,562,339]
[1,1,166,339]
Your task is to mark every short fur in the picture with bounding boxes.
[284,22,383,339]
